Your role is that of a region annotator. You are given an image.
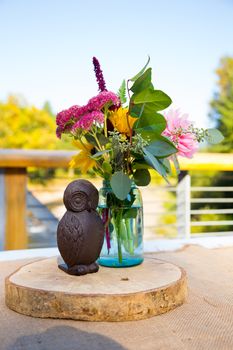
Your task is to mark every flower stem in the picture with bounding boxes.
[104,109,108,138]
[117,234,123,263]
[102,209,111,253]
[79,138,89,151]
[90,130,102,151]
[113,211,123,264]
[126,80,133,145]
[125,218,134,255]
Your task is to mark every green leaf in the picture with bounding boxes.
[133,169,151,186]
[171,155,180,175]
[130,68,152,94]
[132,160,152,170]
[134,111,167,134]
[84,134,97,147]
[145,139,177,158]
[98,134,109,146]
[133,88,172,111]
[204,129,224,144]
[130,56,150,82]
[102,161,112,174]
[160,158,172,175]
[123,208,138,219]
[91,150,110,158]
[129,103,145,118]
[143,147,167,178]
[117,79,127,104]
[110,171,132,200]
[86,134,108,147]
[109,222,114,234]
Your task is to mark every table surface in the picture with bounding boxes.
[1,245,233,350]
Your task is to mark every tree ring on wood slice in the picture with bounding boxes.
[5,257,188,322]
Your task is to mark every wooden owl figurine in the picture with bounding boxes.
[57,179,104,276]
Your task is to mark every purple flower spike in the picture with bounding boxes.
[93,57,107,92]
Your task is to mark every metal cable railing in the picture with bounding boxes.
[0,149,233,249]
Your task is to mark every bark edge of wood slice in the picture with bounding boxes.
[5,257,188,321]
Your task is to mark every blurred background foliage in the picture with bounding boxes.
[0,95,77,183]
[191,56,233,233]
[209,56,233,153]
[158,56,233,235]
[0,95,73,150]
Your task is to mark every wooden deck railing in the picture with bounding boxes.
[0,149,75,250]
[0,149,233,250]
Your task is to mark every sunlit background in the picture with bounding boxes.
[0,0,233,250]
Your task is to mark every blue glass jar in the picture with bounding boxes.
[98,180,144,267]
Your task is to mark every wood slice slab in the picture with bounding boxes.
[5,257,187,321]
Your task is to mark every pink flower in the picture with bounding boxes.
[56,108,75,138]
[87,91,120,110]
[72,110,104,131]
[163,109,198,158]
[56,91,120,138]
[56,107,75,128]
[56,105,88,137]
[56,105,89,125]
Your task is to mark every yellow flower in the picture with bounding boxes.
[109,107,136,136]
[69,140,96,173]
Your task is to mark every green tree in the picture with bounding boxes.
[42,101,54,116]
[0,95,73,150]
[0,95,75,182]
[191,57,233,234]
[209,56,233,152]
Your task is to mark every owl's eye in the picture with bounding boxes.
[74,198,82,206]
[64,190,88,212]
[63,179,99,212]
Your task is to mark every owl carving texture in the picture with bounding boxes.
[57,179,104,275]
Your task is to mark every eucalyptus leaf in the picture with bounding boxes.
[130,56,150,82]
[110,171,132,200]
[143,147,167,178]
[145,139,177,158]
[204,129,224,144]
[133,169,151,186]
[91,149,110,158]
[130,68,152,93]
[160,158,172,174]
[133,88,172,111]
[171,155,180,175]
[132,160,152,170]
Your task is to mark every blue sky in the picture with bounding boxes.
[1,0,233,127]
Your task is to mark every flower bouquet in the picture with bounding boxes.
[56,57,223,267]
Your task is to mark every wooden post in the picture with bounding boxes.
[4,168,28,250]
[0,170,5,250]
